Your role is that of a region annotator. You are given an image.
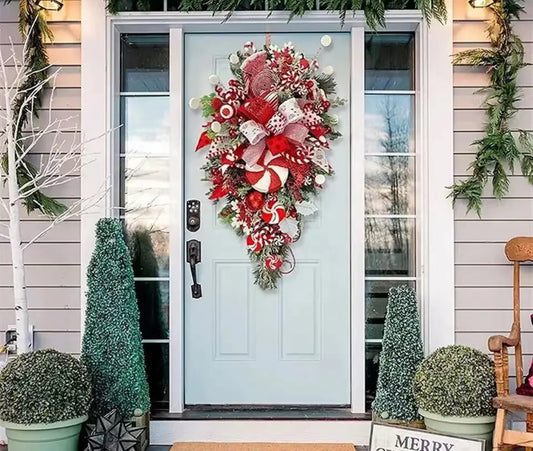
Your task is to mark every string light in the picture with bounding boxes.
[35,0,63,11]
[468,0,496,8]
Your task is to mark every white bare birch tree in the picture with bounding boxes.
[0,32,106,354]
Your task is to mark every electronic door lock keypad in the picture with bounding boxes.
[187,200,201,232]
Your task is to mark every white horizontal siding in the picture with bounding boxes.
[0,1,81,355]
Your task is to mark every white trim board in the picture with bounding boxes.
[151,420,372,445]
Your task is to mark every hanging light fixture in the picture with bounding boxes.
[35,0,64,11]
[468,0,496,8]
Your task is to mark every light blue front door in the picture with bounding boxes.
[184,33,351,405]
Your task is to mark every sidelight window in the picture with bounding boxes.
[119,34,171,411]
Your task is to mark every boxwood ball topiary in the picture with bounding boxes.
[413,345,497,417]
[0,349,92,425]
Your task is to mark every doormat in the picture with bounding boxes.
[171,444,355,451]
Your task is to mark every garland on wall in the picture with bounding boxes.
[106,0,447,28]
[449,0,533,215]
[192,39,343,288]
[2,0,66,216]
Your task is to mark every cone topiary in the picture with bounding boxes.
[372,285,424,423]
[81,218,150,418]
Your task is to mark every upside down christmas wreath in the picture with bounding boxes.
[191,37,344,289]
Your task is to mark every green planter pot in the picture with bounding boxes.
[0,415,87,451]
[419,409,495,446]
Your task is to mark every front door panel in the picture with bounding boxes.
[184,32,351,405]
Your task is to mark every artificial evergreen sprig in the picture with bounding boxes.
[449,0,532,215]
[2,0,67,216]
[105,0,447,28]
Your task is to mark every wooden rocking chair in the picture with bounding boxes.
[490,237,533,450]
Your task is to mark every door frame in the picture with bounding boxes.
[80,2,454,422]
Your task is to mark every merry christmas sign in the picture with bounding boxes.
[370,424,485,451]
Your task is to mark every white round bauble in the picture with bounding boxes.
[320,35,332,47]
[208,74,220,85]
[211,121,222,133]
[229,54,240,64]
[323,65,335,76]
[188,97,201,110]
[315,174,326,185]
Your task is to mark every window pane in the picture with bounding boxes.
[121,156,169,211]
[365,95,414,154]
[143,343,169,411]
[122,156,169,277]
[366,342,382,410]
[121,97,170,155]
[121,34,169,92]
[365,156,415,215]
[126,217,169,277]
[366,280,416,340]
[365,33,414,90]
[135,281,169,340]
[365,218,416,277]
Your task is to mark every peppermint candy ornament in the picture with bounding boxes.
[265,254,283,270]
[261,199,286,224]
[245,150,289,193]
[220,104,235,119]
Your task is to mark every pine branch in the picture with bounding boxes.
[449,0,532,215]
[1,1,66,217]
[105,0,447,27]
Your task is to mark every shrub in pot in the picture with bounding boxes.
[413,345,497,443]
[0,349,92,451]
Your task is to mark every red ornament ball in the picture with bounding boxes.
[246,191,265,211]
[211,97,223,110]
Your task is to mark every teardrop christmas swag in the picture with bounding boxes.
[193,39,344,289]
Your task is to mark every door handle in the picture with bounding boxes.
[187,239,202,299]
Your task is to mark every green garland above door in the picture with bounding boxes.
[105,0,447,28]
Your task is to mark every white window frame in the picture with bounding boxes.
[81,1,454,443]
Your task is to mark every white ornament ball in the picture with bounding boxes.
[211,121,222,133]
[208,74,220,85]
[323,65,335,76]
[188,97,201,110]
[315,174,326,185]
[330,114,339,125]
[320,35,332,47]
[229,53,240,64]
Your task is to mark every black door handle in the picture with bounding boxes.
[187,239,202,299]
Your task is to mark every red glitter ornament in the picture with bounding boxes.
[246,191,265,211]
[211,97,223,110]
